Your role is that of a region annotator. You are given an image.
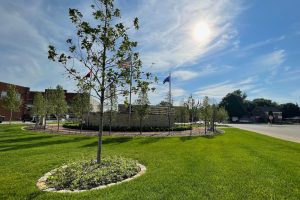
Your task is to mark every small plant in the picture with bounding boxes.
[46,156,140,190]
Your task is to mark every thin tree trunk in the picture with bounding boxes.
[140,118,142,135]
[44,114,47,130]
[80,117,83,134]
[97,1,107,164]
[35,116,39,129]
[57,117,60,132]
[204,117,207,135]
[10,109,12,124]
[109,111,112,136]
[190,113,193,136]
[97,96,104,164]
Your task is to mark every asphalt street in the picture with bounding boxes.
[228,123,300,143]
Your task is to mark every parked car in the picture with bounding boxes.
[0,115,5,123]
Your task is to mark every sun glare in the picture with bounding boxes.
[193,22,212,41]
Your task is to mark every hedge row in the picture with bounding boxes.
[63,123,191,132]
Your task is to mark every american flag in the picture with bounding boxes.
[121,56,132,68]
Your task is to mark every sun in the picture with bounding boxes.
[193,22,212,41]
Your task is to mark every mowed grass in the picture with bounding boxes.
[0,125,299,200]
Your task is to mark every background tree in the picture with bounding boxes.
[210,104,217,132]
[105,84,118,135]
[175,99,189,123]
[44,89,55,130]
[184,95,199,135]
[199,96,212,134]
[32,92,46,129]
[219,90,248,121]
[0,84,22,124]
[157,100,172,107]
[134,85,150,134]
[280,103,300,118]
[252,98,278,108]
[216,107,229,123]
[48,0,155,163]
[47,86,68,131]
[70,92,91,133]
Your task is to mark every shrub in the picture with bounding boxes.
[63,123,192,132]
[46,156,140,190]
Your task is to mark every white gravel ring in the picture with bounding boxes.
[36,163,146,193]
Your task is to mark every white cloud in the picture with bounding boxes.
[252,49,286,84]
[255,49,286,68]
[172,70,199,81]
[195,77,258,99]
[243,35,285,51]
[125,0,241,71]
[0,1,77,91]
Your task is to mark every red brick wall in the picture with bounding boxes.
[0,82,30,121]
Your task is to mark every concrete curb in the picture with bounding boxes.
[36,163,146,193]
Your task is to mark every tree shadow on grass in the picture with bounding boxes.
[139,137,166,145]
[81,137,133,148]
[179,136,198,142]
[0,135,55,144]
[0,137,91,152]
[201,135,216,139]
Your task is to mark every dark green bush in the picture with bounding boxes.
[46,156,140,190]
[63,123,191,132]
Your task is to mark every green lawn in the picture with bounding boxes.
[0,125,299,200]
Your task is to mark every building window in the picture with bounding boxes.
[0,91,7,98]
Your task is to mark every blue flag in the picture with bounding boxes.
[163,76,170,84]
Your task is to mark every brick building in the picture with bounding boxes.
[0,81,30,121]
[0,81,92,121]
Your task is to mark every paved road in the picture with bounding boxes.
[227,124,300,143]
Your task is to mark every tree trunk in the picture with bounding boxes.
[9,109,12,124]
[109,111,112,136]
[204,117,207,135]
[97,96,104,164]
[35,116,39,129]
[57,117,60,132]
[190,113,193,136]
[139,118,142,135]
[97,1,108,164]
[44,114,47,130]
[80,117,83,134]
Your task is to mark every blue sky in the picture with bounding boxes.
[0,0,300,105]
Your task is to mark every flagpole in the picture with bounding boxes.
[168,72,171,133]
[87,71,92,127]
[128,55,133,128]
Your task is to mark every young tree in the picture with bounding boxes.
[105,84,118,135]
[199,96,211,135]
[216,107,229,123]
[210,104,217,132]
[70,92,91,133]
[184,95,200,136]
[47,86,68,131]
[134,85,150,134]
[44,90,55,130]
[0,84,22,124]
[32,92,46,129]
[175,100,189,123]
[48,0,155,163]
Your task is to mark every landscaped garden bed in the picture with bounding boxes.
[37,156,146,192]
[63,122,192,132]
